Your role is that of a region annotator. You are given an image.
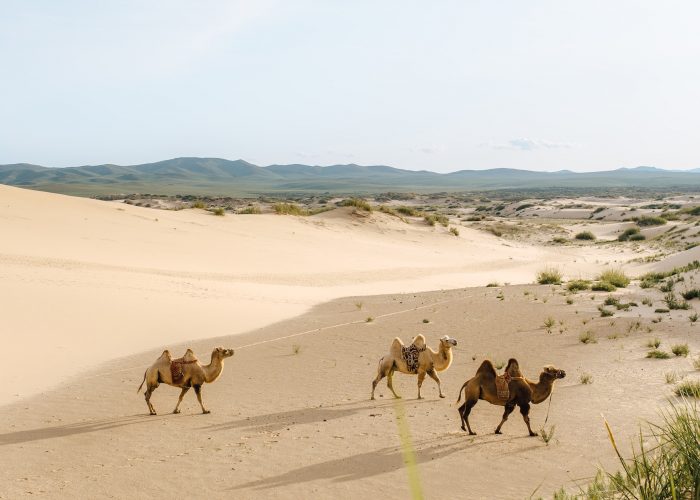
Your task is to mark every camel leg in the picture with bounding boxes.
[458,399,478,435]
[173,386,190,414]
[426,369,444,398]
[494,402,516,434]
[416,370,427,399]
[371,358,388,400]
[193,384,210,414]
[144,384,158,415]
[386,368,401,399]
[519,403,537,436]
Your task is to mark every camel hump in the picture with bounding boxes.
[182,349,197,362]
[476,359,497,378]
[389,337,405,359]
[157,350,172,362]
[410,334,426,349]
[505,358,522,377]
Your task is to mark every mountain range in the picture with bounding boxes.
[2,157,700,197]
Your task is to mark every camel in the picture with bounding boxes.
[137,347,234,415]
[456,358,565,436]
[371,334,458,400]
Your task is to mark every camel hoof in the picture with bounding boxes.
[529,432,538,437]
[370,396,375,400]
[394,395,402,399]
[202,410,211,414]
[469,432,477,436]
[149,412,157,416]
[173,409,180,414]
[439,394,446,399]
[495,430,502,434]
[417,396,423,400]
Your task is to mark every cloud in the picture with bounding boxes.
[482,138,575,151]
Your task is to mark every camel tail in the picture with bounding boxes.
[137,370,147,394]
[456,381,468,404]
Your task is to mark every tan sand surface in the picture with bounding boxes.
[2,184,696,498]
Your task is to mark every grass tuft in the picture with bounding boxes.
[597,268,631,288]
[591,281,616,292]
[579,373,593,384]
[674,380,700,397]
[672,344,690,357]
[575,231,596,240]
[646,338,661,348]
[567,279,590,292]
[537,267,562,285]
[579,331,597,344]
[647,349,672,359]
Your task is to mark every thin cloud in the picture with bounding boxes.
[482,138,575,151]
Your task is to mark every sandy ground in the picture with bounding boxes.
[2,184,699,499]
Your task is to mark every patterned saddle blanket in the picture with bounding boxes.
[401,344,426,374]
[170,358,197,384]
[495,373,512,399]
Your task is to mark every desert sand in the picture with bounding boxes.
[1,184,698,499]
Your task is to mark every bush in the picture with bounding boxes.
[597,269,630,288]
[647,349,672,359]
[551,237,568,244]
[598,306,614,317]
[579,373,593,384]
[579,331,597,344]
[675,380,700,397]
[191,200,207,209]
[672,344,690,357]
[592,281,616,292]
[273,203,309,216]
[424,214,449,227]
[449,226,460,237]
[646,338,661,348]
[683,289,700,300]
[618,227,641,241]
[396,206,420,217]
[537,267,562,285]
[567,279,590,292]
[604,296,619,306]
[665,292,690,310]
[212,207,225,216]
[629,233,646,241]
[238,205,261,214]
[575,231,596,241]
[636,215,667,226]
[340,198,372,212]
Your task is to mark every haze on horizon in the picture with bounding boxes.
[1,0,699,173]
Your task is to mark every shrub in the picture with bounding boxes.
[273,203,308,216]
[579,373,593,384]
[665,292,690,310]
[683,289,700,300]
[691,313,699,323]
[636,215,667,226]
[647,338,661,348]
[494,360,505,370]
[212,207,225,216]
[629,233,646,241]
[674,380,700,397]
[672,344,690,357]
[340,198,372,211]
[449,226,460,237]
[694,357,700,370]
[567,279,590,292]
[604,296,619,306]
[551,237,568,244]
[238,205,261,214]
[655,308,670,313]
[192,200,207,209]
[665,371,681,384]
[537,267,562,285]
[579,331,597,344]
[539,425,556,446]
[642,297,653,306]
[292,344,301,355]
[591,281,616,292]
[597,269,630,288]
[647,349,671,359]
[598,306,614,317]
[424,214,449,227]
[618,227,641,241]
[575,231,596,240]
[396,206,420,217]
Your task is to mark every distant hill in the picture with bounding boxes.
[1,157,700,196]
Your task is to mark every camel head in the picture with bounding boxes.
[212,347,235,360]
[541,365,566,380]
[439,335,458,348]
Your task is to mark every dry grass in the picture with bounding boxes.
[537,267,562,285]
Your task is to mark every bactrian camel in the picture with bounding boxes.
[371,334,458,400]
[137,347,234,415]
[456,358,565,436]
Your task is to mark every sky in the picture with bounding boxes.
[1,0,699,172]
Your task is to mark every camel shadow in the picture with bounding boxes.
[233,432,525,491]
[202,400,402,434]
[0,414,164,446]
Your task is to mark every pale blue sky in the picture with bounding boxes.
[1,1,699,172]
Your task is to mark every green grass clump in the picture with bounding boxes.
[598,306,614,317]
[449,226,460,237]
[579,331,597,344]
[567,279,590,292]
[191,200,207,209]
[591,281,617,292]
[647,338,661,348]
[639,260,700,285]
[618,227,641,241]
[424,214,449,227]
[603,296,619,306]
[575,231,596,240]
[238,205,261,214]
[396,206,420,217]
[629,233,646,241]
[683,289,700,300]
[672,344,690,357]
[674,380,700,397]
[543,316,556,333]
[579,373,593,384]
[539,425,556,446]
[636,215,668,226]
[597,269,630,288]
[537,267,562,285]
[647,349,672,359]
[340,198,372,211]
[665,292,690,310]
[273,203,309,216]
[211,207,226,216]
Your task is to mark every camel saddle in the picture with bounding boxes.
[401,344,426,374]
[495,372,512,400]
[170,357,197,384]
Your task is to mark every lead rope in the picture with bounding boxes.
[543,392,553,426]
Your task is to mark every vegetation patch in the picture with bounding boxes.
[674,380,700,397]
[575,231,596,240]
[636,215,668,226]
[537,267,562,285]
[567,279,590,292]
[647,349,672,359]
[591,281,616,292]
[618,227,641,241]
[340,198,372,211]
[672,344,690,357]
[597,269,630,288]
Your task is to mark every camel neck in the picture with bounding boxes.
[203,357,224,383]
[528,375,554,404]
[433,345,453,372]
